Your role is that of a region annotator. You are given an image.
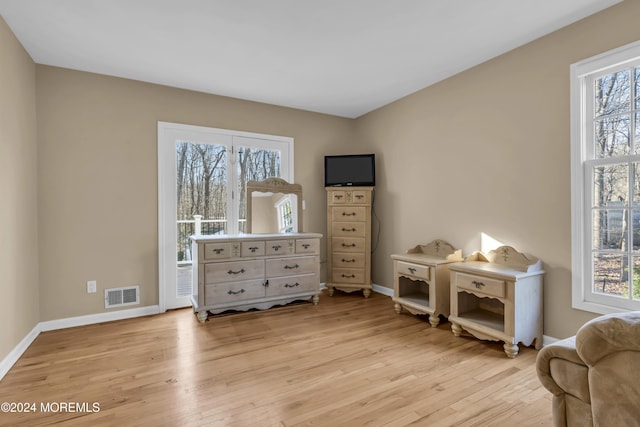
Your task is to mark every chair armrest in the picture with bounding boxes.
[576,311,640,367]
[536,336,585,396]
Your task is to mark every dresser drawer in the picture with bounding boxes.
[241,241,265,257]
[351,190,370,204]
[266,273,318,296]
[330,191,347,204]
[397,261,430,281]
[204,259,264,284]
[333,268,365,284]
[266,256,317,277]
[332,222,366,237]
[265,239,295,255]
[203,242,233,260]
[454,272,505,298]
[296,238,319,254]
[205,279,265,305]
[332,253,365,268]
[332,237,365,253]
[332,206,366,222]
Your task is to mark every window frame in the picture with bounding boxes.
[571,39,640,314]
[158,121,294,311]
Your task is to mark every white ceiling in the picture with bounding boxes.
[0,0,622,118]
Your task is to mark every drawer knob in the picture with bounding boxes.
[284,282,300,288]
[249,246,259,252]
[341,243,356,248]
[227,289,245,295]
[302,243,310,249]
[284,264,299,270]
[408,267,416,274]
[341,212,356,216]
[272,245,282,251]
[227,268,246,275]
[341,274,356,279]
[341,258,356,263]
[212,248,225,254]
[472,280,485,289]
[355,195,364,199]
[341,227,357,232]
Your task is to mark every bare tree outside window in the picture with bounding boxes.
[175,141,281,262]
[592,67,640,300]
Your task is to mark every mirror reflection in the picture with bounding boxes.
[246,178,303,234]
[250,192,298,233]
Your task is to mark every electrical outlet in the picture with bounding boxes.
[87,280,97,293]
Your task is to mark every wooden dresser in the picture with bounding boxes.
[448,246,544,358]
[325,187,374,297]
[391,240,463,327]
[190,232,322,322]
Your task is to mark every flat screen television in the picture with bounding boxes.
[324,154,375,187]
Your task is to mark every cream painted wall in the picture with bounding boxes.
[354,0,640,339]
[36,66,354,321]
[0,17,38,360]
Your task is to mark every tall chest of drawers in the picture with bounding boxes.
[325,187,373,298]
[191,233,322,322]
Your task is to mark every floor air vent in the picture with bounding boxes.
[105,286,140,308]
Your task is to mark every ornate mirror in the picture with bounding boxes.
[246,178,303,234]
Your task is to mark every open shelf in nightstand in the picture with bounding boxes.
[391,240,463,328]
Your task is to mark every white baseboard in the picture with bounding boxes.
[372,283,393,297]
[542,335,559,347]
[39,305,161,332]
[0,323,40,381]
[0,305,161,382]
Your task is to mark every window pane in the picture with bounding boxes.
[593,163,628,207]
[176,141,228,264]
[633,210,640,251]
[595,70,630,118]
[635,113,640,153]
[593,209,626,250]
[593,253,628,296]
[236,147,282,233]
[634,256,640,300]
[635,67,640,109]
[594,115,630,158]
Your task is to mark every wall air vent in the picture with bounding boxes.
[105,286,140,308]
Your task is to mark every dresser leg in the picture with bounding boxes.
[312,294,319,305]
[328,287,335,296]
[394,303,402,314]
[451,322,462,337]
[196,310,208,323]
[428,314,440,328]
[363,288,371,298]
[503,342,519,358]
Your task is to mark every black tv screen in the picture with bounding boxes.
[324,154,375,187]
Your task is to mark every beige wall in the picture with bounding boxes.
[36,65,354,321]
[355,0,640,339]
[0,17,38,360]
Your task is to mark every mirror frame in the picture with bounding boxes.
[246,177,303,234]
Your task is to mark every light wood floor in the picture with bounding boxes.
[0,291,553,426]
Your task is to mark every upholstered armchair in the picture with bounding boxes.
[536,311,640,426]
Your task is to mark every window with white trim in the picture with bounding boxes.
[571,40,640,314]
